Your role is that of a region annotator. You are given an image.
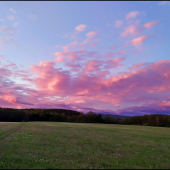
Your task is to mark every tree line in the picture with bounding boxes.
[0,108,170,127]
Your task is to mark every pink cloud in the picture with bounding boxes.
[129,35,149,46]
[68,55,77,60]
[86,31,98,39]
[134,19,140,25]
[0,40,2,45]
[65,62,82,72]
[110,45,118,51]
[0,26,14,32]
[54,51,70,57]
[114,20,123,28]
[63,41,78,50]
[75,24,86,31]
[158,1,168,5]
[83,60,103,73]
[55,45,62,48]
[116,50,126,56]
[159,101,170,107]
[94,39,101,42]
[9,8,16,13]
[105,52,114,59]
[120,25,143,37]
[134,50,143,54]
[129,62,151,70]
[3,39,12,44]
[144,20,158,28]
[54,49,87,63]
[55,56,65,62]
[7,15,14,20]
[126,11,140,20]
[0,47,5,50]
[104,58,125,69]
[87,42,95,47]
[1,27,170,116]
[1,55,169,115]
[3,95,17,103]
[30,61,71,94]
[14,23,18,27]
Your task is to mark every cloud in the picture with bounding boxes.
[30,61,71,93]
[9,8,16,13]
[134,50,142,54]
[128,62,151,70]
[65,62,82,72]
[158,1,168,5]
[14,22,18,26]
[116,50,127,56]
[1,26,170,116]
[120,25,143,37]
[104,58,125,69]
[159,101,170,107]
[0,26,15,34]
[83,60,103,73]
[0,19,4,21]
[55,56,65,62]
[3,95,17,103]
[3,39,13,44]
[144,20,158,28]
[75,24,86,31]
[114,20,123,28]
[126,11,140,20]
[7,15,14,20]
[134,19,140,25]
[29,15,37,20]
[0,47,5,50]
[86,31,98,39]
[87,42,95,48]
[54,49,86,62]
[1,54,170,115]
[110,45,118,51]
[129,35,150,46]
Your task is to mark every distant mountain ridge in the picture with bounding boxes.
[100,114,131,118]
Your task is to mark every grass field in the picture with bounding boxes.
[0,122,170,169]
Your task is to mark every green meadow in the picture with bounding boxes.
[0,122,170,169]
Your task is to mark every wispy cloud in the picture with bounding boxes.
[75,24,86,31]
[9,8,16,13]
[29,15,37,20]
[120,25,143,37]
[158,1,168,5]
[114,20,123,28]
[7,15,14,20]
[14,22,18,26]
[3,39,13,44]
[144,20,158,28]
[86,31,99,39]
[126,11,140,19]
[129,35,150,46]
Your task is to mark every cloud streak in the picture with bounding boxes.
[75,24,86,31]
[144,20,158,28]
[126,11,140,20]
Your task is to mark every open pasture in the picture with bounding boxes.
[0,122,170,169]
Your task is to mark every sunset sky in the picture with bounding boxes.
[0,1,170,116]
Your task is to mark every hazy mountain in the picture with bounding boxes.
[100,113,131,118]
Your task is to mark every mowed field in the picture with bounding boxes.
[0,122,170,169]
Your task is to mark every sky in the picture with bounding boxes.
[0,1,170,116]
